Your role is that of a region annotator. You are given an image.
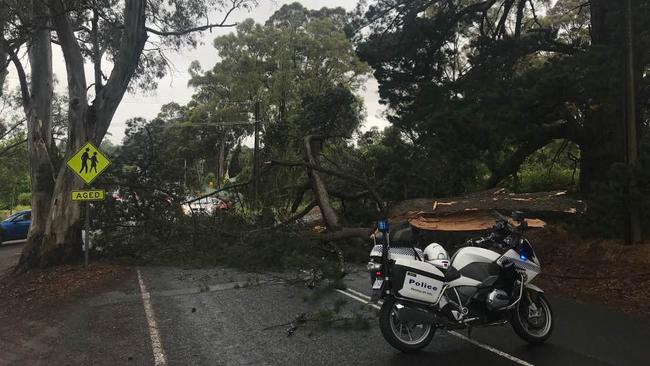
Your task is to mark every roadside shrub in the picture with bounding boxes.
[17,192,31,206]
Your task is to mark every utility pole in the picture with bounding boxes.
[183,159,187,189]
[624,0,641,244]
[253,101,260,211]
[10,185,15,214]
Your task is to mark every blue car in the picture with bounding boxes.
[0,210,31,244]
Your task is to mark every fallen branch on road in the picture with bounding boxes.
[182,180,252,205]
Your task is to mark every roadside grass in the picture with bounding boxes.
[0,205,31,220]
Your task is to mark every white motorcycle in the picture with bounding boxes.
[367,211,553,352]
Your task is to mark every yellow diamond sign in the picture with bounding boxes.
[66,142,111,184]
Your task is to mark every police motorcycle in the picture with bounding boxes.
[367,212,553,352]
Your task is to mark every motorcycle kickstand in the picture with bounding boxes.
[467,325,473,339]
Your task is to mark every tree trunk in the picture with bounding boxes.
[17,0,57,269]
[623,0,642,244]
[0,57,7,95]
[579,0,629,195]
[304,135,340,229]
[216,141,228,187]
[0,13,8,92]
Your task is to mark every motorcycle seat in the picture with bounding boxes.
[443,266,461,282]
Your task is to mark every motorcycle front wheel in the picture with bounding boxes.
[379,296,435,353]
[511,291,554,344]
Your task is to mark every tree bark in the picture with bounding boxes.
[0,56,7,96]
[303,135,340,229]
[623,0,642,244]
[0,12,8,93]
[17,0,56,269]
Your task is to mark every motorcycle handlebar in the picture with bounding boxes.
[492,210,509,222]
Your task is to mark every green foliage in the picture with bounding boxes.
[0,133,29,209]
[0,89,30,209]
[16,192,30,206]
[503,140,579,193]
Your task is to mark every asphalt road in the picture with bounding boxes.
[134,267,650,366]
[2,262,650,365]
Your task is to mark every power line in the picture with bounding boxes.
[152,121,268,128]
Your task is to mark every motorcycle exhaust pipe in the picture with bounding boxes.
[395,303,436,324]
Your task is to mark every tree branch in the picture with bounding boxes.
[485,120,573,188]
[145,22,236,36]
[328,189,370,201]
[182,180,252,205]
[0,42,30,111]
[267,159,384,212]
[274,201,318,229]
[0,138,27,156]
[49,0,88,106]
[95,0,148,138]
[145,0,243,36]
[319,227,374,242]
[91,8,103,96]
[0,119,25,140]
[290,181,312,213]
[302,134,341,229]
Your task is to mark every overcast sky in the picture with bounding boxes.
[3,0,388,144]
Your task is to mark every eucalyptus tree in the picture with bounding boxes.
[187,3,370,215]
[1,0,256,269]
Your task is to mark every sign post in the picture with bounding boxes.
[66,142,111,266]
[85,201,90,266]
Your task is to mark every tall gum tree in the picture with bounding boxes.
[5,0,255,270]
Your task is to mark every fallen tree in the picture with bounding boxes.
[391,189,587,218]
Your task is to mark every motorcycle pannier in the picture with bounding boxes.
[391,258,445,304]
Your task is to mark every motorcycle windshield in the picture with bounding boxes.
[519,239,540,266]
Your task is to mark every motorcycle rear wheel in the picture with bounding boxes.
[379,296,435,353]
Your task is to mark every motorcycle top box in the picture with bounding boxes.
[391,258,445,305]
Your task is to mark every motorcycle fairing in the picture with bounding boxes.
[497,248,541,282]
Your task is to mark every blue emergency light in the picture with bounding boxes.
[377,219,389,232]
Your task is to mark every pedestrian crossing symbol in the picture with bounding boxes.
[66,142,111,184]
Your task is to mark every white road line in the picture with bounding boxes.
[345,288,375,301]
[336,288,534,366]
[137,270,168,366]
[335,289,380,309]
[447,331,534,366]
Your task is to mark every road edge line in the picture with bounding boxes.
[336,288,534,366]
[137,269,168,366]
[335,289,381,310]
[447,331,534,366]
